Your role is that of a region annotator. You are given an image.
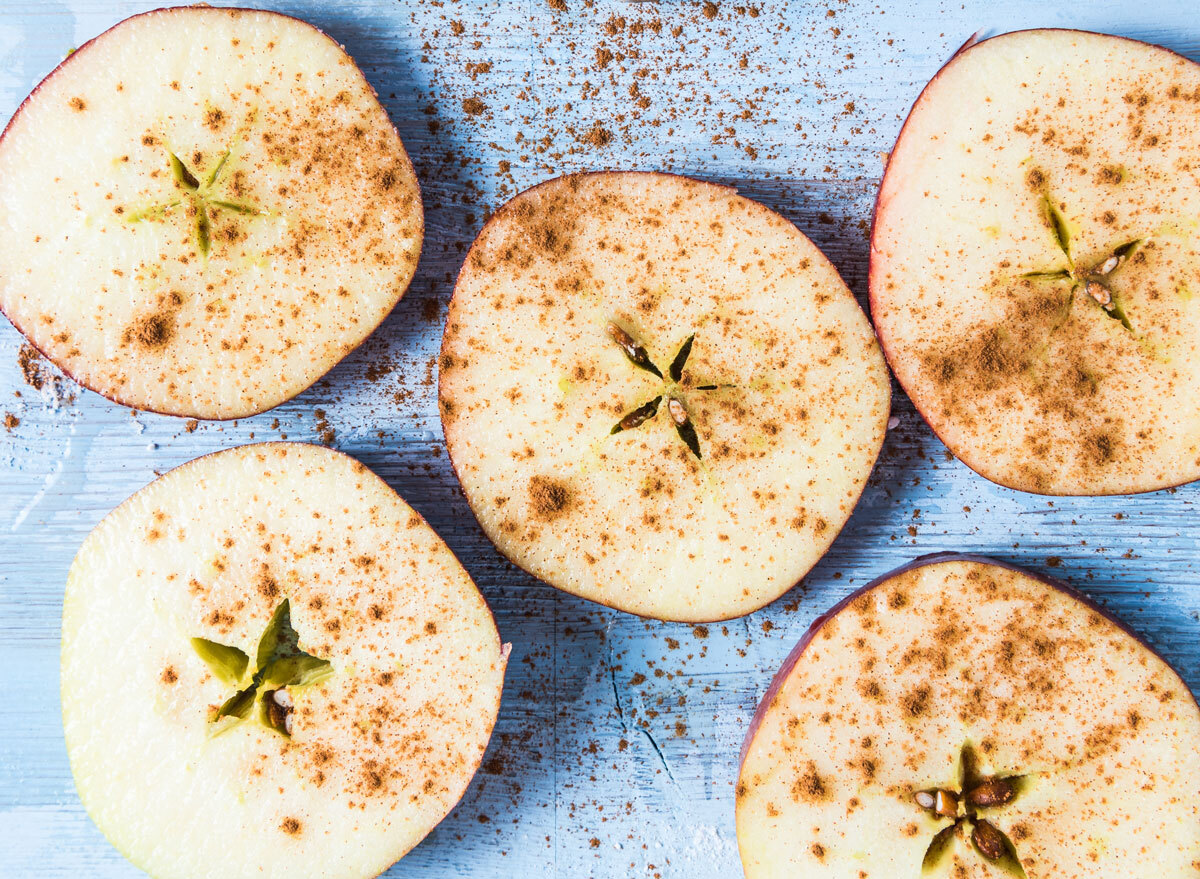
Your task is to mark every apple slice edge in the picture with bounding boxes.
[738,550,1199,767]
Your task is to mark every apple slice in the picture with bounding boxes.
[61,443,506,879]
[870,29,1200,494]
[737,553,1200,878]
[440,172,890,621]
[0,7,422,418]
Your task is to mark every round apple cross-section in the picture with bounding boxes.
[871,29,1200,494]
[61,443,507,879]
[440,172,890,622]
[736,553,1200,878]
[0,7,422,418]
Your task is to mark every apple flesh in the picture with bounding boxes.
[440,171,890,622]
[870,29,1200,495]
[0,7,422,418]
[736,553,1200,878]
[61,443,507,879]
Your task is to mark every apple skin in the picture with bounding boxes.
[0,6,424,421]
[867,29,1200,496]
[438,170,888,624]
[739,551,1199,766]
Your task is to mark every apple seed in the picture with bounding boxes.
[263,688,295,736]
[1085,280,1113,308]
[1096,255,1120,275]
[667,397,689,426]
[971,818,1007,861]
[607,322,662,377]
[934,789,958,818]
[966,777,1016,808]
[611,395,661,434]
[668,397,703,459]
[914,787,960,817]
[277,689,294,735]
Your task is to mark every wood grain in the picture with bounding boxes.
[0,1,1196,877]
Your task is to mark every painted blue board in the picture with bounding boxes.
[0,1,1197,877]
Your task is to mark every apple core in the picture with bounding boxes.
[606,322,728,460]
[130,146,265,260]
[195,599,332,738]
[913,743,1027,876]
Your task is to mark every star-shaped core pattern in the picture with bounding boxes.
[914,743,1027,876]
[606,322,728,460]
[1022,184,1144,333]
[128,147,261,258]
[190,598,331,738]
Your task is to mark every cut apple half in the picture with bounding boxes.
[871,29,1200,494]
[440,172,890,621]
[0,6,422,418]
[61,443,507,879]
[736,553,1200,878]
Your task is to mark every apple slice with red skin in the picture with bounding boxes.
[870,29,1200,495]
[736,553,1200,878]
[0,6,422,418]
[62,443,506,879]
[439,171,890,622]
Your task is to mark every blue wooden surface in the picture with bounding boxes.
[1,1,1197,877]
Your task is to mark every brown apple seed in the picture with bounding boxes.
[607,322,661,377]
[971,819,1007,861]
[1096,254,1120,275]
[264,688,294,736]
[934,789,958,818]
[670,403,703,459]
[611,396,661,434]
[668,397,703,458]
[966,777,1016,808]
